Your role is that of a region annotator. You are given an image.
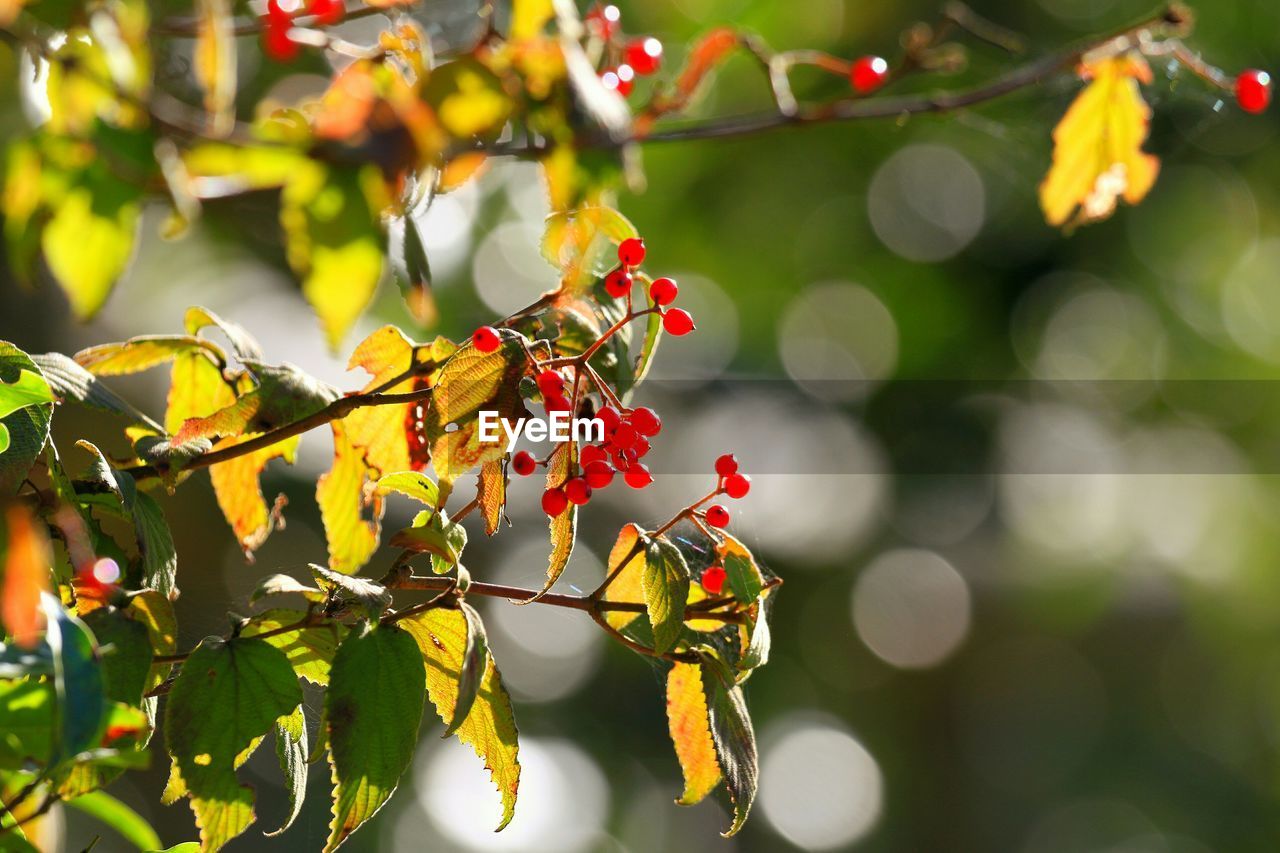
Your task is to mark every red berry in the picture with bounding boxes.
[263,14,300,62]
[1236,69,1272,114]
[473,325,501,353]
[624,463,653,489]
[663,308,695,336]
[625,37,663,76]
[630,406,661,436]
[618,237,646,267]
[586,3,621,40]
[723,472,751,499]
[701,565,727,596]
[850,55,889,94]
[580,444,608,466]
[307,0,344,25]
[584,460,614,489]
[715,453,739,478]
[597,405,622,431]
[605,267,633,298]
[565,477,592,506]
[705,504,730,528]
[631,437,650,458]
[536,370,565,398]
[512,450,537,476]
[544,393,572,414]
[649,277,678,306]
[542,487,569,516]
[601,65,635,96]
[612,421,638,449]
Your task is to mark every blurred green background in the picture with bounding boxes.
[5,0,1280,850]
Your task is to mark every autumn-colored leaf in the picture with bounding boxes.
[209,434,299,556]
[317,422,383,575]
[536,442,576,599]
[193,0,236,137]
[602,522,648,633]
[477,460,506,536]
[166,350,235,435]
[2,505,51,648]
[1040,54,1159,228]
[342,326,417,477]
[75,335,218,377]
[541,205,639,296]
[666,661,721,806]
[439,152,488,192]
[400,606,520,830]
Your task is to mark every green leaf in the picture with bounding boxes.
[389,509,467,573]
[164,636,302,851]
[310,565,391,621]
[0,343,53,495]
[624,288,664,402]
[126,590,177,692]
[643,537,691,655]
[43,594,109,762]
[243,608,345,687]
[281,162,387,349]
[400,606,520,830]
[718,532,765,606]
[0,679,54,768]
[33,352,164,432]
[266,705,308,838]
[445,602,488,737]
[65,789,162,851]
[738,605,771,674]
[0,369,54,457]
[699,658,758,836]
[375,471,440,508]
[82,607,153,707]
[324,623,425,852]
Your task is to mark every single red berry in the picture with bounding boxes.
[705,504,730,528]
[715,453,739,478]
[625,37,663,76]
[263,14,300,62]
[601,65,635,96]
[649,277,678,306]
[630,406,661,436]
[544,393,572,414]
[631,437,650,458]
[512,450,537,476]
[565,477,592,505]
[584,460,614,489]
[542,487,569,516]
[473,325,501,353]
[701,565,727,596]
[618,237,646,267]
[612,421,638,449]
[723,472,751,499]
[663,308,695,336]
[597,405,622,432]
[536,370,565,398]
[586,3,621,40]
[307,0,344,25]
[850,55,889,94]
[580,444,608,466]
[605,267,633,298]
[1236,69,1272,114]
[624,463,653,489]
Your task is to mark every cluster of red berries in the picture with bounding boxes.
[523,403,664,515]
[849,55,889,94]
[605,237,695,336]
[587,3,663,97]
[1236,69,1272,114]
[263,0,343,62]
[697,454,752,595]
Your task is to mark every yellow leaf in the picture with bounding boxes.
[342,325,416,476]
[166,350,236,435]
[538,442,575,597]
[477,460,505,536]
[317,422,383,574]
[439,152,488,193]
[426,59,513,139]
[510,0,553,41]
[602,523,647,632]
[209,434,299,556]
[42,182,140,319]
[2,505,50,648]
[666,662,721,806]
[1040,55,1160,228]
[399,607,520,829]
[75,335,218,376]
[194,0,237,138]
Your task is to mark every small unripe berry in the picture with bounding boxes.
[565,477,592,505]
[605,267,633,298]
[1236,69,1272,114]
[850,55,889,94]
[630,407,661,436]
[580,444,608,466]
[715,453,739,478]
[472,325,501,353]
[663,308,695,336]
[705,504,730,528]
[624,463,653,489]
[584,460,614,489]
[723,472,751,499]
[625,37,663,76]
[649,277,678,306]
[512,450,537,476]
[542,487,569,516]
[618,237,646,267]
[701,565,727,596]
[536,370,565,398]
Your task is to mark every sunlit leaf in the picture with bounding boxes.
[310,564,391,621]
[539,441,576,598]
[376,470,440,508]
[82,607,152,707]
[400,606,520,829]
[64,790,162,851]
[699,656,757,836]
[1,505,51,649]
[324,623,425,852]
[477,460,506,536]
[166,350,236,436]
[193,0,237,137]
[317,422,383,575]
[266,704,307,837]
[424,58,513,139]
[75,335,219,377]
[207,434,299,558]
[0,368,54,455]
[666,661,721,806]
[1040,55,1159,228]
[42,169,142,319]
[243,608,345,687]
[389,508,467,571]
[541,205,638,296]
[0,343,53,495]
[644,536,691,655]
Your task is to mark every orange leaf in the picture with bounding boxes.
[209,434,299,556]
[317,422,383,574]
[1039,54,1160,228]
[666,661,722,805]
[2,504,51,648]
